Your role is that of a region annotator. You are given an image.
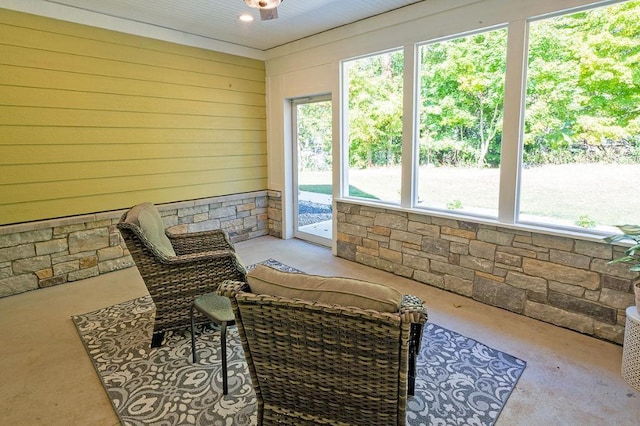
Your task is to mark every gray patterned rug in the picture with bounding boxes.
[72,259,525,425]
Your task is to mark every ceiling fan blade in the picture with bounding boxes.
[260,7,278,21]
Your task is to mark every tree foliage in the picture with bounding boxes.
[343,0,639,168]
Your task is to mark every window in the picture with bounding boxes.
[343,49,404,204]
[521,1,640,230]
[415,28,508,217]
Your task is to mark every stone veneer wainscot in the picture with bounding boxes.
[0,191,282,299]
[336,200,637,345]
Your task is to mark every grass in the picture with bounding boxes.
[298,163,640,227]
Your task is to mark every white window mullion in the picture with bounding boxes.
[498,19,528,224]
[401,44,418,208]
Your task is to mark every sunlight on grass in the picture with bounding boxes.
[299,163,640,227]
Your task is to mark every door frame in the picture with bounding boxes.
[291,94,332,247]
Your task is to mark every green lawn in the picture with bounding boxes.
[298,163,640,228]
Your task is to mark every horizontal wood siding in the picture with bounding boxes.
[0,8,267,225]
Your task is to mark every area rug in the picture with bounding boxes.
[72,259,525,426]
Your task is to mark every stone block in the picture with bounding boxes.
[374,213,408,231]
[505,271,547,293]
[337,232,362,246]
[422,238,449,257]
[407,221,439,238]
[431,217,459,228]
[602,275,632,292]
[237,202,256,213]
[68,266,99,281]
[188,219,221,233]
[362,238,379,250]
[523,258,600,289]
[35,268,53,279]
[98,246,123,261]
[336,241,356,261]
[393,264,414,278]
[371,226,391,237]
[54,261,79,275]
[99,257,134,273]
[460,255,494,273]
[355,253,394,273]
[431,260,474,280]
[525,301,594,334]
[68,228,109,254]
[0,274,38,297]
[53,224,85,235]
[347,215,375,227]
[209,207,237,219]
[548,292,616,324]
[0,244,35,263]
[498,246,537,259]
[495,251,522,267]
[413,270,444,288]
[442,226,476,240]
[1,229,52,247]
[380,247,402,264]
[39,275,66,288]
[356,246,379,257]
[548,281,585,297]
[13,256,51,274]
[532,234,574,251]
[444,275,473,297]
[403,253,429,272]
[594,322,624,345]
[337,222,368,237]
[549,249,591,269]
[590,258,637,280]
[450,242,469,255]
[36,239,68,256]
[477,228,514,246]
[574,240,612,259]
[469,240,496,261]
[473,276,526,313]
[408,213,432,224]
[80,256,98,269]
[390,229,422,246]
[599,288,635,309]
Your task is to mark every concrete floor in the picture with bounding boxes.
[0,236,638,425]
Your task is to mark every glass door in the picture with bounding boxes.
[292,96,332,246]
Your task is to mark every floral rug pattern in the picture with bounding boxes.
[72,259,525,425]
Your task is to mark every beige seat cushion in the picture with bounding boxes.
[124,202,176,257]
[247,264,402,312]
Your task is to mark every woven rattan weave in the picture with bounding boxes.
[218,280,428,425]
[117,204,246,344]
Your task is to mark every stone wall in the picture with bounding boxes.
[336,201,637,344]
[0,191,282,298]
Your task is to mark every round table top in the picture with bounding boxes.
[626,306,640,322]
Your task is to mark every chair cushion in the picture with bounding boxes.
[124,203,176,257]
[247,264,402,312]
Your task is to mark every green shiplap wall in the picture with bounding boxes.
[0,8,267,225]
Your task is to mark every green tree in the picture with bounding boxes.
[347,50,404,168]
[419,28,508,167]
[525,0,640,164]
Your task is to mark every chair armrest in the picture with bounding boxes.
[400,294,428,324]
[162,249,244,270]
[168,229,235,255]
[218,280,249,298]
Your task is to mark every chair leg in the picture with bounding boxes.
[190,305,198,363]
[221,321,228,395]
[408,323,422,396]
[151,331,165,348]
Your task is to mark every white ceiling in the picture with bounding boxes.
[36,0,427,51]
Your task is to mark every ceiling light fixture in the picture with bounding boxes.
[244,0,282,10]
[239,13,254,22]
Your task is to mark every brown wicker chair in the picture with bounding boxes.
[218,265,428,426]
[117,202,246,346]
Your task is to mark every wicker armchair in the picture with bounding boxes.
[218,265,428,426]
[117,202,246,346]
